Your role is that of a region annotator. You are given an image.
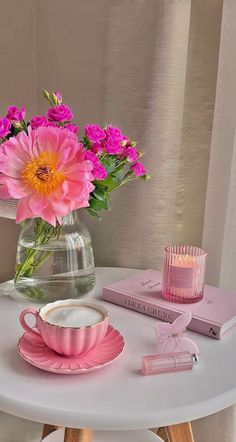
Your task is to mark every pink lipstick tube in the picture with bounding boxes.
[142,351,199,375]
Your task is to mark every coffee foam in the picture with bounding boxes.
[44,305,104,328]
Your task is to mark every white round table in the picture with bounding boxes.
[0,267,236,442]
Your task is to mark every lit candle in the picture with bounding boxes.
[162,245,207,303]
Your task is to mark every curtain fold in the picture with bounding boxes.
[84,0,192,270]
[203,0,236,290]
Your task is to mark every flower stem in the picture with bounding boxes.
[14,219,62,283]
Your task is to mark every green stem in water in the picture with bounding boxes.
[14,219,62,283]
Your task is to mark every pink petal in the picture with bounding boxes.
[74,199,90,210]
[35,126,60,154]
[0,184,11,198]
[41,207,57,226]
[16,197,35,223]
[6,178,30,198]
[50,199,71,216]
[0,152,26,178]
[29,195,49,214]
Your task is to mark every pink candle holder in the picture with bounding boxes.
[162,245,207,303]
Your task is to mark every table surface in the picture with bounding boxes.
[0,267,236,430]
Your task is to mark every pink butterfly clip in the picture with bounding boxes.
[155,311,199,355]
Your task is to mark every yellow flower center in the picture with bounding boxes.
[21,151,65,195]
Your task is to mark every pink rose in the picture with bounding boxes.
[0,118,11,138]
[64,123,79,134]
[131,161,146,177]
[6,106,25,122]
[105,136,123,155]
[91,142,104,154]
[106,125,123,141]
[85,125,106,143]
[92,163,107,180]
[125,147,139,163]
[53,91,62,104]
[84,150,99,165]
[84,151,107,180]
[47,104,73,122]
[30,115,48,129]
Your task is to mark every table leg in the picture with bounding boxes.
[42,424,58,439]
[157,427,169,441]
[158,422,194,442]
[64,428,93,442]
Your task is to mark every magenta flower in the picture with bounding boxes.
[85,125,106,143]
[53,91,62,104]
[84,150,99,165]
[30,116,49,129]
[84,150,107,180]
[131,161,146,177]
[92,163,107,180]
[106,125,123,141]
[125,147,139,163]
[105,136,123,155]
[91,142,104,154]
[0,118,11,138]
[47,104,73,122]
[0,126,94,226]
[64,123,79,134]
[6,106,25,122]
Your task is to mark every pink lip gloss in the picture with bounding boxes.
[142,351,199,375]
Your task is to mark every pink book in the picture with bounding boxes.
[102,269,236,339]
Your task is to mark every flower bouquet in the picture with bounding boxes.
[0,89,149,301]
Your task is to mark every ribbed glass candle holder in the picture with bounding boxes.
[162,245,207,304]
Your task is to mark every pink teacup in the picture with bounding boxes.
[19,299,108,356]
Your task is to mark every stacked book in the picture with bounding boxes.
[103,269,236,339]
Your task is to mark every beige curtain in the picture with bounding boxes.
[1,1,236,441]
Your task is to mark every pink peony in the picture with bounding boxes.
[125,147,139,163]
[0,126,94,225]
[85,125,106,143]
[64,123,79,134]
[6,106,25,122]
[30,116,49,129]
[106,125,123,141]
[0,118,11,138]
[47,104,73,122]
[131,161,146,177]
[105,136,123,155]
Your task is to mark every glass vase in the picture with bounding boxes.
[14,211,95,302]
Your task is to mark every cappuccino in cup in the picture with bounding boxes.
[19,299,108,356]
[44,304,105,328]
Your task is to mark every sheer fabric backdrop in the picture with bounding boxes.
[0,1,236,441]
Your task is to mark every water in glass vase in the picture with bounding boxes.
[14,213,95,302]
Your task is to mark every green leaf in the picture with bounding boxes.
[110,162,126,177]
[86,208,102,220]
[89,197,108,211]
[102,157,117,173]
[94,176,117,192]
[83,136,91,149]
[92,188,107,201]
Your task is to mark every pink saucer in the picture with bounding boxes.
[18,325,125,374]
